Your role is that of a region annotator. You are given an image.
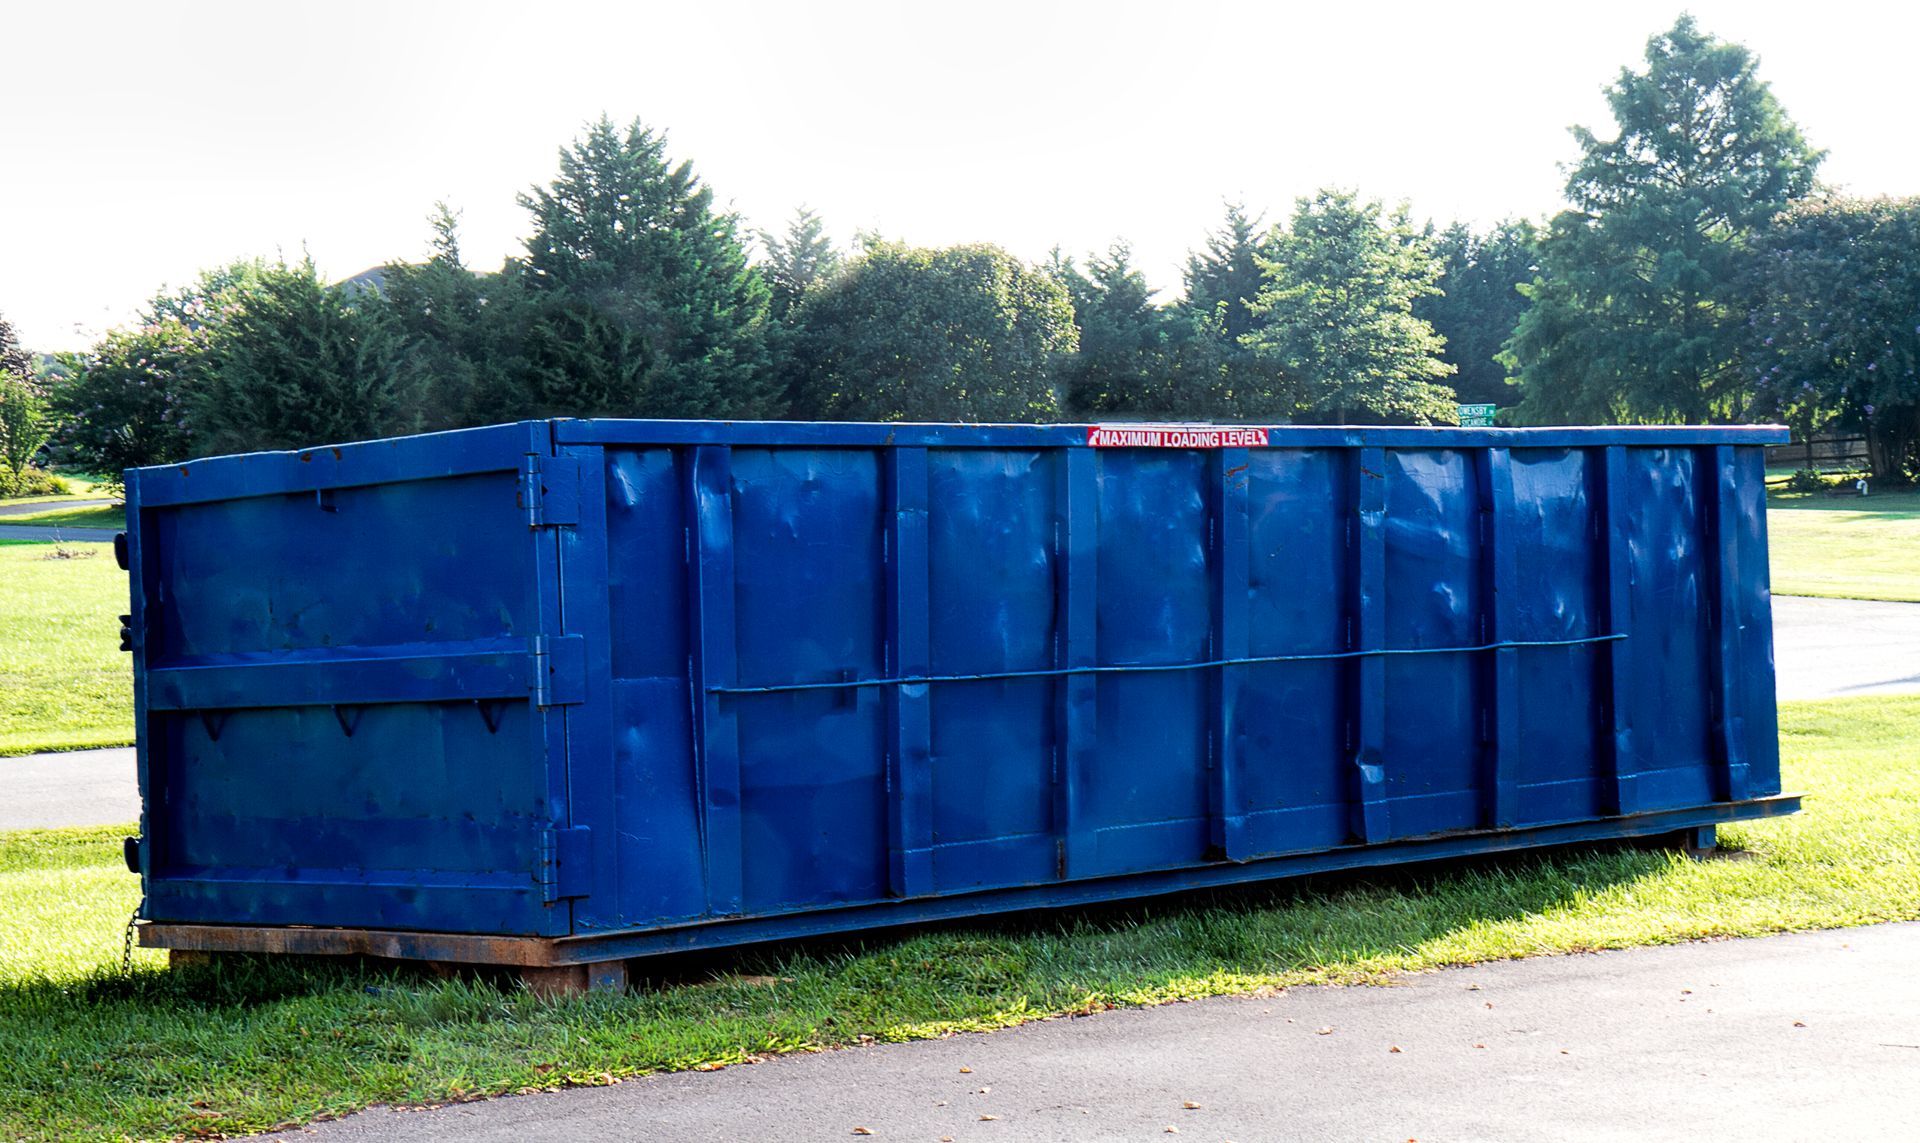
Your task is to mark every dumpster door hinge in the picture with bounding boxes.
[540,826,592,901]
[519,455,580,528]
[529,634,587,708]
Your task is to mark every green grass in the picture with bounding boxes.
[0,503,125,530]
[1767,486,1920,602]
[0,543,133,756]
[2,696,1915,1141]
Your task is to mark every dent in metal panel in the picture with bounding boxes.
[1088,451,1210,870]
[926,451,1056,868]
[730,449,888,910]
[605,448,690,679]
[1382,450,1481,832]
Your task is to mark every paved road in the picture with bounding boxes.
[0,523,115,542]
[1772,595,1920,699]
[0,747,137,830]
[287,923,1920,1142]
[0,497,115,518]
[3,595,1915,832]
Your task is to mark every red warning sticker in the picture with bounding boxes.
[1085,424,1270,448]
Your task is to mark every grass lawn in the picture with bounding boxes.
[0,503,126,530]
[2,695,1915,1140]
[1767,486,1920,602]
[0,542,133,756]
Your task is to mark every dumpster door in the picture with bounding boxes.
[130,423,578,937]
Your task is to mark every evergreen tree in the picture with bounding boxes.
[516,115,780,418]
[1508,15,1823,423]
[191,259,422,454]
[384,202,527,428]
[760,207,843,319]
[790,241,1075,422]
[1245,190,1456,424]
[0,310,32,391]
[1415,219,1537,407]
[1181,202,1272,341]
[1054,244,1175,416]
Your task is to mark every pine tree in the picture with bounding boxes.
[1181,202,1273,342]
[516,115,780,419]
[191,259,422,454]
[384,202,526,428]
[1415,220,1537,407]
[1245,190,1456,424]
[0,310,33,390]
[1055,244,1175,416]
[1508,15,1823,423]
[760,207,842,319]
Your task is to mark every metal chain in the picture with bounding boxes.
[122,897,145,976]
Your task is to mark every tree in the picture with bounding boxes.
[190,258,421,455]
[1744,196,1920,479]
[1244,190,1457,424]
[1416,220,1537,407]
[384,202,528,428]
[0,311,50,488]
[789,241,1075,422]
[1181,202,1273,342]
[760,207,843,319]
[1054,244,1177,416]
[515,115,780,418]
[48,322,203,476]
[1508,14,1823,423]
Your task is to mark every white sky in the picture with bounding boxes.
[2,0,1914,351]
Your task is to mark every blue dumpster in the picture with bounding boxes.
[125,419,1797,972]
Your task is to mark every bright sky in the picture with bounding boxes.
[2,1,1914,351]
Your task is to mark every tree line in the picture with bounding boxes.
[6,14,1920,485]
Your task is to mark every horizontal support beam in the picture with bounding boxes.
[137,794,1799,967]
[146,637,585,711]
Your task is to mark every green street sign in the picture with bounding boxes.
[1457,403,1497,427]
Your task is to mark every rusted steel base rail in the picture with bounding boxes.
[141,795,1799,993]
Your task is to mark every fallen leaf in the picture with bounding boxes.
[1388,1045,1403,1054]
[978,1087,991,1094]
[1473,1043,1486,1049]
[980,1114,998,1121]
[1164,1128,1180,1135]
[1182,1101,1201,1110]
[959,1066,973,1074]
[851,1129,873,1137]
[1316,1026,1334,1035]
[1466,983,1481,991]
[1559,1049,1570,1055]
[1484,1002,1494,1009]
[1794,1021,1807,1028]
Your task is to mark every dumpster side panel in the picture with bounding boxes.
[1380,448,1486,837]
[924,449,1059,892]
[1238,448,1351,855]
[1620,447,1717,809]
[730,449,890,912]
[1506,448,1607,825]
[1087,451,1213,875]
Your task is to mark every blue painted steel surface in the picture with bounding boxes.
[124,419,1793,953]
